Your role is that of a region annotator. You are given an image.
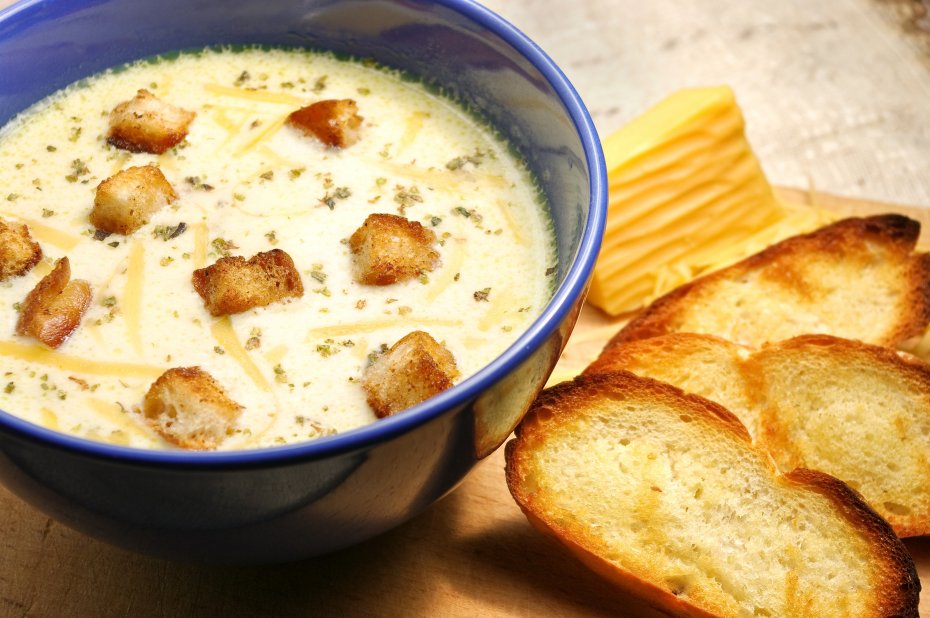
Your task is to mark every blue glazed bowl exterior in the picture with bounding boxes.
[0,0,606,562]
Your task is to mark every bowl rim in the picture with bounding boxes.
[0,0,607,468]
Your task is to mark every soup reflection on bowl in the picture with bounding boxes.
[0,0,606,563]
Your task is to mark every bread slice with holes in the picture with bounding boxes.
[608,214,930,352]
[505,371,920,617]
[587,332,930,537]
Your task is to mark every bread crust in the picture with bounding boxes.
[192,248,304,316]
[107,89,195,154]
[506,371,920,617]
[143,366,242,450]
[15,257,91,349]
[609,214,930,351]
[362,330,459,417]
[286,99,363,148]
[749,334,930,537]
[0,217,42,281]
[591,331,930,538]
[91,165,177,235]
[349,213,439,285]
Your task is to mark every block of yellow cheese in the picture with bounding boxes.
[588,86,835,316]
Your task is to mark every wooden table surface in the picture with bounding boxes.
[4,0,930,616]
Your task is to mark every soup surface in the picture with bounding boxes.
[0,47,555,449]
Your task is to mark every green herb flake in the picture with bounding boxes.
[153,224,179,241]
[473,287,491,302]
[211,238,239,257]
[41,208,55,218]
[234,70,251,86]
[65,158,90,183]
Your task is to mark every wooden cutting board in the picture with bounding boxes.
[2,188,929,617]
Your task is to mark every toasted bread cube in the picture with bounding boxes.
[349,213,439,285]
[16,257,91,348]
[107,89,195,154]
[143,366,243,450]
[192,248,304,316]
[363,331,459,418]
[0,217,42,281]
[286,99,363,148]
[91,165,177,235]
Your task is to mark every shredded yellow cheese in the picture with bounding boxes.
[204,83,307,106]
[396,111,429,154]
[0,340,163,378]
[123,240,145,356]
[87,397,153,440]
[306,317,463,339]
[0,212,81,251]
[39,406,59,431]
[262,344,288,367]
[234,114,289,157]
[192,221,208,268]
[426,238,466,302]
[210,316,271,392]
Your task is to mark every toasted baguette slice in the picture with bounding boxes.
[589,332,930,537]
[748,335,930,538]
[586,333,756,434]
[609,215,930,351]
[506,372,920,617]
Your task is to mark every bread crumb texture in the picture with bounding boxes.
[15,257,91,349]
[0,217,42,281]
[192,248,304,316]
[363,330,459,417]
[612,215,930,352]
[349,213,440,285]
[506,372,920,617]
[107,89,195,154]
[143,366,243,450]
[91,165,177,235]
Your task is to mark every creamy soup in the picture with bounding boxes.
[0,47,556,450]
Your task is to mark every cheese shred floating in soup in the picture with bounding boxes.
[0,47,556,450]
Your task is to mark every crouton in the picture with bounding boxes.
[107,89,196,154]
[192,248,304,316]
[91,165,177,235]
[362,330,459,417]
[143,366,243,450]
[0,217,42,281]
[286,99,363,148]
[15,257,91,348]
[349,213,439,285]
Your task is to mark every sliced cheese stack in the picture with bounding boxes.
[588,86,835,316]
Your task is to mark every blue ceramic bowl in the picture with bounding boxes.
[0,0,606,563]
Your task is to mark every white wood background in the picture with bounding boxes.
[3,0,930,616]
[484,0,930,208]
